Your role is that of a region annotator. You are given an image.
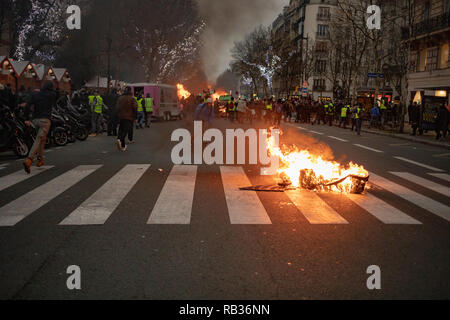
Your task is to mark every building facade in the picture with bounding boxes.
[272,0,337,100]
[406,0,450,107]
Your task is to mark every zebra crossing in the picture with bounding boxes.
[0,164,449,227]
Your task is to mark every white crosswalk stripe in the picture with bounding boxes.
[61,165,150,225]
[0,164,448,227]
[0,165,101,226]
[148,165,198,224]
[370,173,450,222]
[285,189,348,224]
[428,173,450,183]
[390,172,450,197]
[220,166,272,224]
[346,193,421,225]
[394,157,444,172]
[0,166,53,192]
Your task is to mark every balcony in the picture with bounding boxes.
[317,14,330,21]
[402,11,450,39]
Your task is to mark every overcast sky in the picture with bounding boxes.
[196,0,289,83]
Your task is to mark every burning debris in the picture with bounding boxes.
[177,84,191,100]
[241,133,370,194]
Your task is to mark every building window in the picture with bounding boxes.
[316,41,328,52]
[423,1,430,21]
[313,79,326,90]
[439,43,449,69]
[318,7,330,20]
[410,51,418,72]
[419,49,427,71]
[445,0,450,13]
[317,24,329,37]
[315,60,327,73]
[426,47,438,71]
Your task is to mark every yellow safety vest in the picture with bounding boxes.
[341,106,348,118]
[266,104,273,111]
[145,98,154,112]
[136,98,143,112]
[380,102,387,110]
[355,107,361,119]
[93,96,103,114]
[88,95,95,106]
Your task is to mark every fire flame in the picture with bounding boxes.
[177,84,191,100]
[267,134,369,194]
[211,90,229,102]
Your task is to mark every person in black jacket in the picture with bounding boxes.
[436,103,449,141]
[23,81,56,174]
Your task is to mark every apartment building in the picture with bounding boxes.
[406,0,450,107]
[272,0,337,100]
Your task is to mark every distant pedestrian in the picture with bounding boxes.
[436,103,449,141]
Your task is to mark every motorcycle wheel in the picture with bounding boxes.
[76,127,89,141]
[54,129,68,146]
[68,133,77,143]
[13,137,29,158]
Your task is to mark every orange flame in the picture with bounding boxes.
[267,134,369,194]
[211,90,229,102]
[177,84,191,100]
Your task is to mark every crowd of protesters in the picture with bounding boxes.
[185,93,450,141]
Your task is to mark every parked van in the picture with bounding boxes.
[128,83,180,121]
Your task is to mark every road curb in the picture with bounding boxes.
[361,128,450,150]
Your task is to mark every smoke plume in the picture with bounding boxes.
[196,0,288,83]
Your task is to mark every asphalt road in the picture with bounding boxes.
[0,117,449,300]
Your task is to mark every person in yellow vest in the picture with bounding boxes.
[355,104,362,136]
[88,92,95,113]
[380,99,387,128]
[339,104,349,129]
[135,93,145,129]
[90,90,103,136]
[144,93,154,128]
[265,99,273,125]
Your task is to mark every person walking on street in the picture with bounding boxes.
[135,93,145,129]
[339,104,349,128]
[355,104,362,136]
[90,90,104,136]
[23,81,56,174]
[436,103,449,141]
[116,87,138,152]
[144,93,154,128]
[409,102,423,136]
[105,89,119,136]
[369,104,380,129]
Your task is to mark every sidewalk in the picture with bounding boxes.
[360,122,450,150]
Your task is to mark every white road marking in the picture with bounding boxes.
[297,127,309,131]
[370,173,450,222]
[432,153,450,158]
[220,166,272,225]
[328,136,348,142]
[393,157,444,172]
[390,172,450,197]
[347,193,421,225]
[354,144,384,153]
[309,131,324,135]
[428,173,450,183]
[0,163,10,167]
[61,165,150,225]
[0,166,53,192]
[148,165,197,224]
[0,165,101,226]
[285,190,348,224]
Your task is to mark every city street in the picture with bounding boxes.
[0,118,449,300]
